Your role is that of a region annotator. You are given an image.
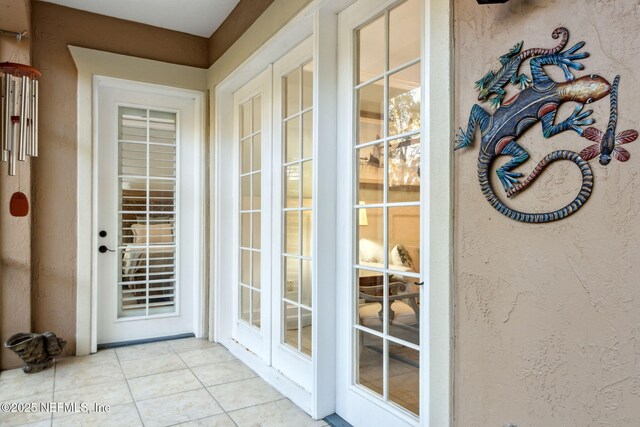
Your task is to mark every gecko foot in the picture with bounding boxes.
[455,127,471,150]
[496,169,523,191]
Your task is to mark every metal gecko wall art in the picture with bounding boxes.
[456,28,638,223]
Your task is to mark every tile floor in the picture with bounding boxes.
[0,338,328,427]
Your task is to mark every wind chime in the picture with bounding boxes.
[0,30,40,176]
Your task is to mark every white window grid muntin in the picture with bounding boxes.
[238,94,262,329]
[281,60,314,357]
[116,104,181,321]
[351,0,422,411]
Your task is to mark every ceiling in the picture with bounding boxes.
[40,0,241,37]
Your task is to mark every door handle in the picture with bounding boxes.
[415,281,424,286]
[98,245,115,254]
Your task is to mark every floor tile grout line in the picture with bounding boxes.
[186,350,240,427]
[115,348,147,427]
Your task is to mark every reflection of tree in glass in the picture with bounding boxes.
[388,88,420,136]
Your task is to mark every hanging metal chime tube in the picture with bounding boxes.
[0,62,41,176]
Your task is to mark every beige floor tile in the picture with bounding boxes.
[207,377,283,412]
[168,338,220,354]
[173,413,236,427]
[54,361,124,392]
[0,368,30,381]
[120,353,186,379]
[228,399,325,427]
[0,369,54,401]
[55,349,118,370]
[115,341,175,362]
[191,359,256,386]
[52,380,133,418]
[136,388,223,427]
[0,392,53,426]
[52,402,141,427]
[178,347,236,368]
[128,369,202,401]
[14,420,52,427]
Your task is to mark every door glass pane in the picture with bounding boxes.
[302,62,314,110]
[357,207,383,265]
[357,15,385,83]
[352,1,422,416]
[238,95,262,329]
[284,303,299,349]
[389,136,420,203]
[389,0,420,70]
[118,107,178,318]
[357,143,384,204]
[357,331,384,397]
[388,344,419,416]
[300,308,312,356]
[285,164,300,208]
[285,117,300,163]
[281,60,314,358]
[240,286,250,322]
[389,63,421,137]
[358,80,384,144]
[285,69,300,118]
[285,256,299,301]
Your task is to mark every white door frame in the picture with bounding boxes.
[71,46,207,354]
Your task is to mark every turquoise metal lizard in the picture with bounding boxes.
[476,27,569,108]
[456,42,611,223]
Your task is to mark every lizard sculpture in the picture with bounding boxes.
[476,27,569,108]
[456,42,611,223]
[579,75,638,165]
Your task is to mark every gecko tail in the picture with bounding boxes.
[478,150,593,223]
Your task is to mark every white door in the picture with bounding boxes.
[337,0,426,425]
[271,37,315,391]
[232,69,273,362]
[96,78,203,345]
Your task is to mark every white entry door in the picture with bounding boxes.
[96,77,203,345]
[337,0,426,425]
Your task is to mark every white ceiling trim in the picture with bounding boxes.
[41,0,240,37]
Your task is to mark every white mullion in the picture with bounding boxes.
[382,8,391,402]
[144,108,151,317]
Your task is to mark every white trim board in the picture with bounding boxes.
[70,46,207,355]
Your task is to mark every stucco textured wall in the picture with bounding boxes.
[454,1,640,425]
[0,0,32,370]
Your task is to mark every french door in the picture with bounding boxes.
[337,0,426,425]
[232,69,272,362]
[230,38,316,392]
[95,78,203,345]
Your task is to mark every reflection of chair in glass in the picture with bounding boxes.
[358,278,420,344]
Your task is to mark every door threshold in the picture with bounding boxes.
[97,333,195,350]
[324,413,353,427]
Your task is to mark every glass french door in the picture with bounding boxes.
[272,37,315,391]
[338,0,425,425]
[233,69,272,362]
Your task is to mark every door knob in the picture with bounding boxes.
[98,245,115,253]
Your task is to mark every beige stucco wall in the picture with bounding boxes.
[0,0,32,370]
[454,1,640,425]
